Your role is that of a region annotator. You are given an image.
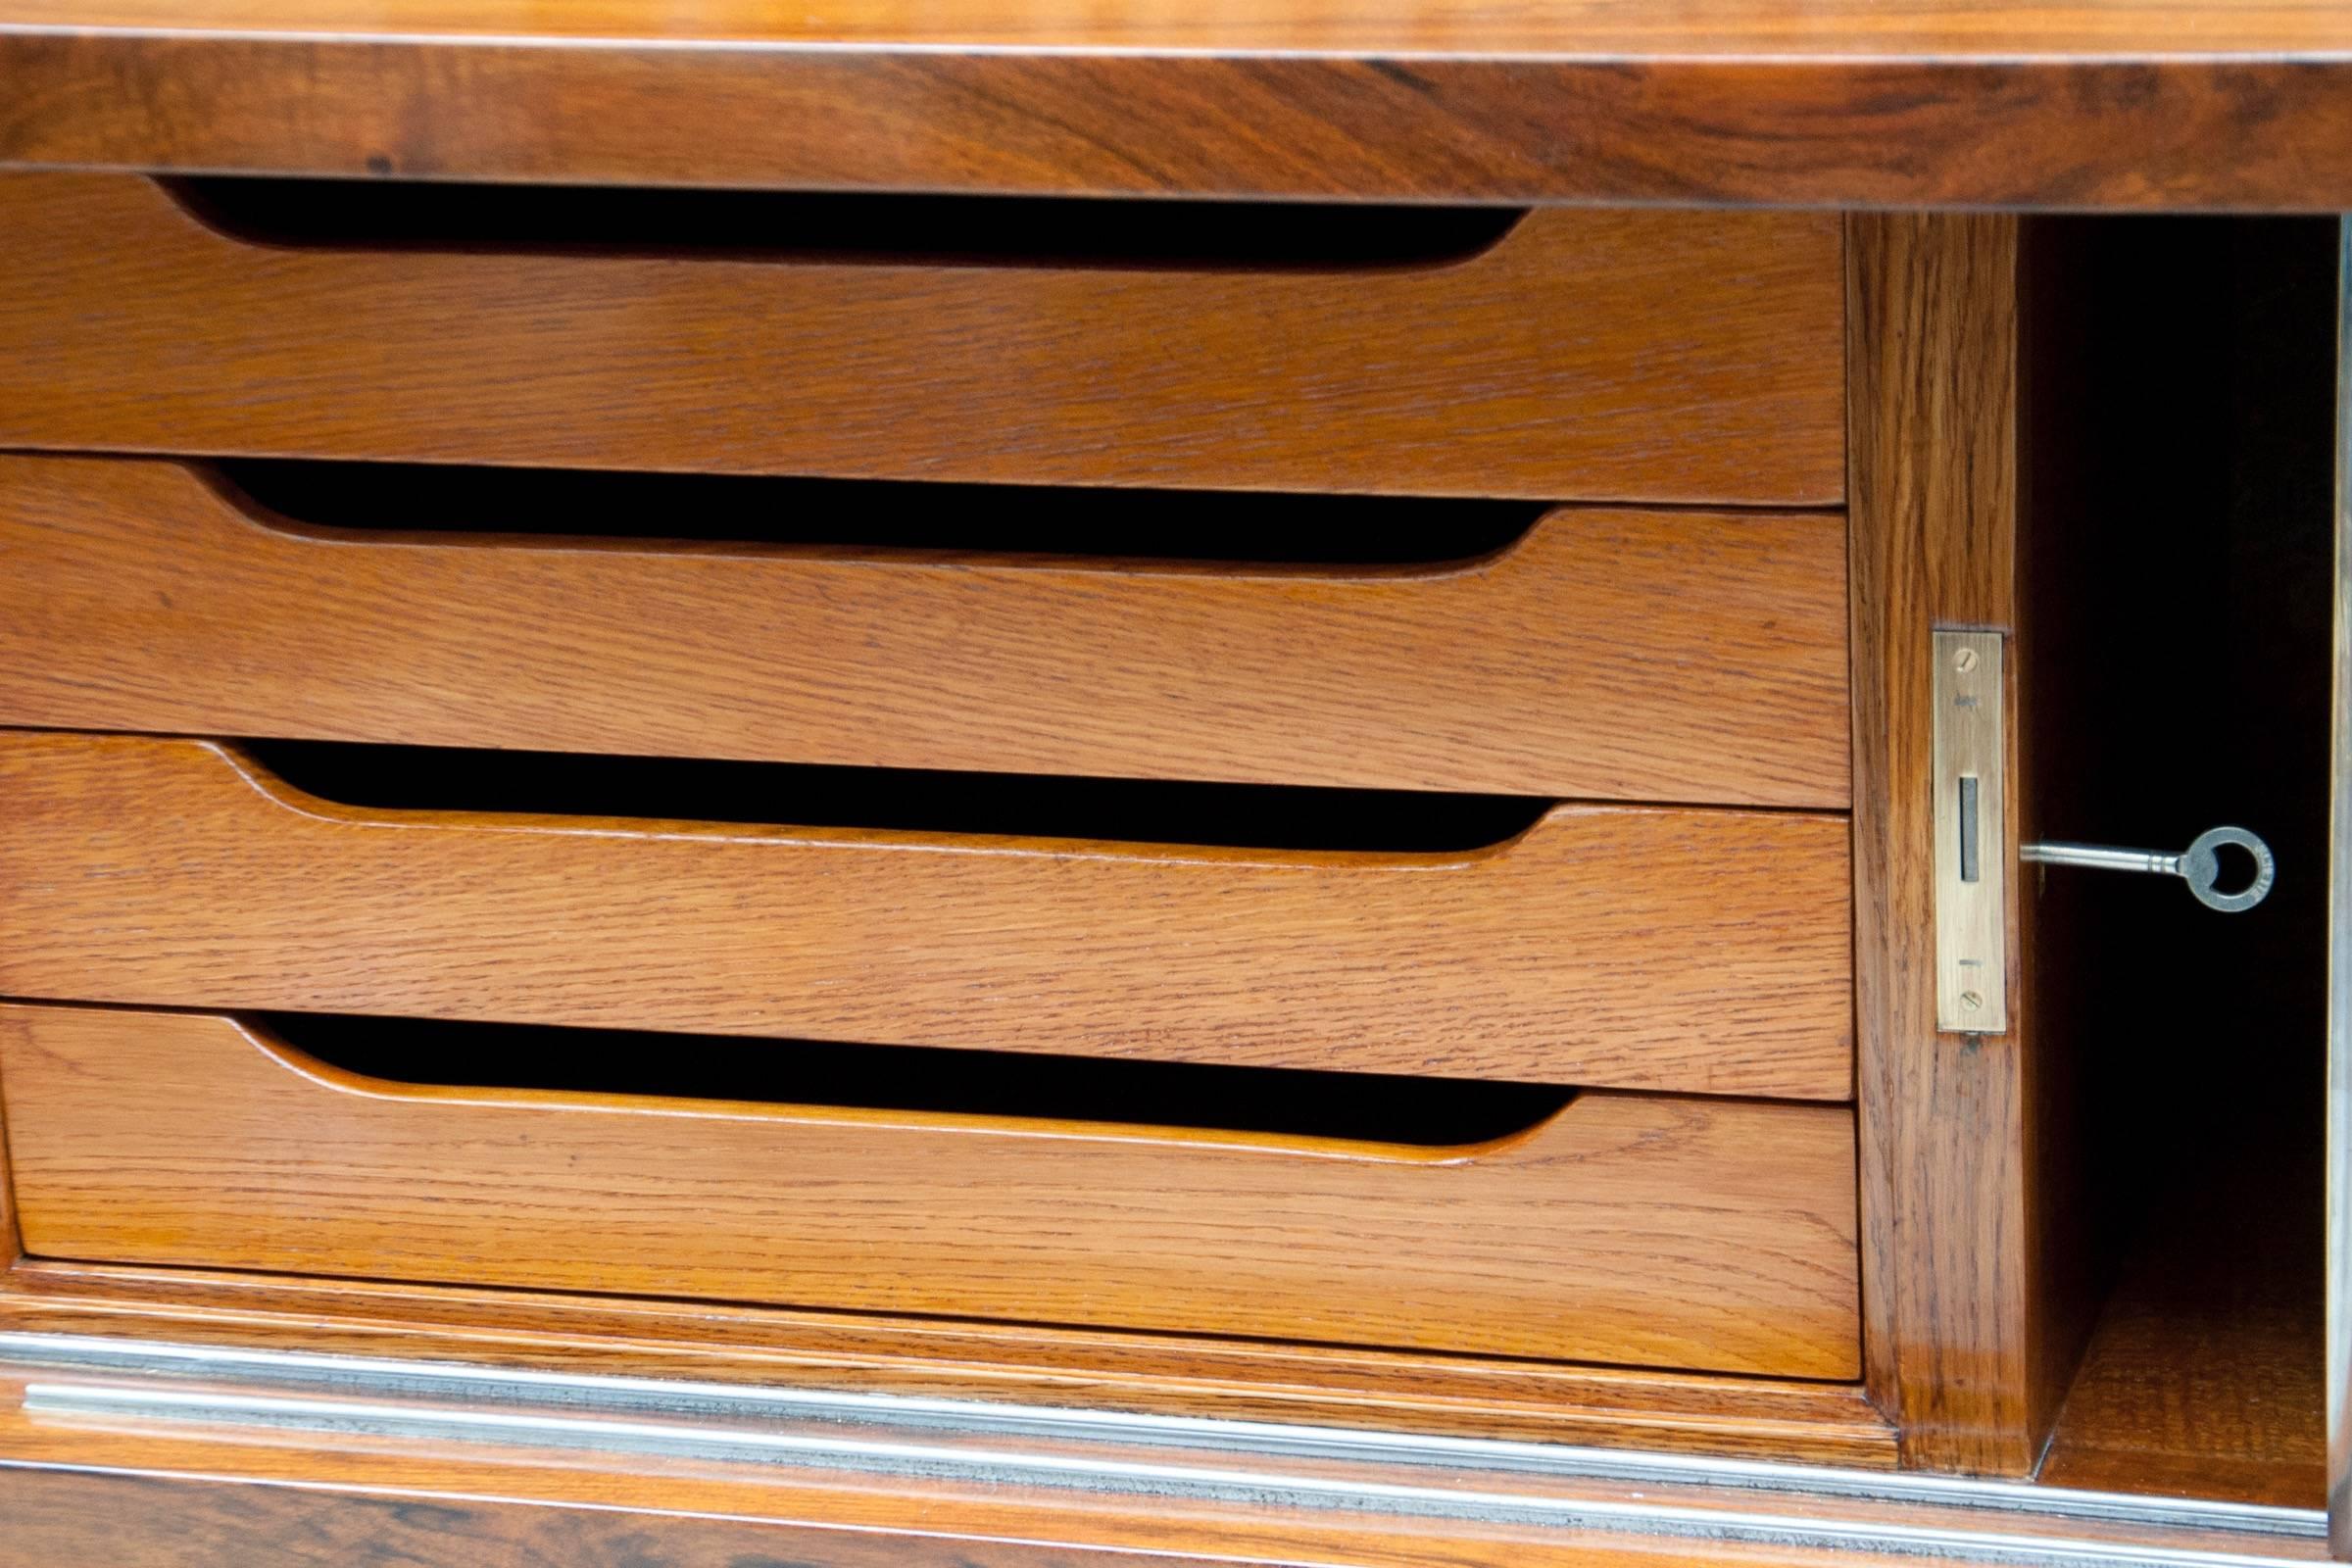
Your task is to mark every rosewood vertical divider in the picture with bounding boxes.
[1849,213,2087,1473]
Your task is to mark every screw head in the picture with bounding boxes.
[1952,646,1981,674]
[1958,990,1984,1012]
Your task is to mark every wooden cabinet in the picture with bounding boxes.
[0,165,1876,1488]
[0,40,2337,1559]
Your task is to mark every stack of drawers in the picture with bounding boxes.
[0,172,1861,1386]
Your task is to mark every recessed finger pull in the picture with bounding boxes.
[2020,826,2276,913]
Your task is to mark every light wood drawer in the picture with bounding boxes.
[0,731,1851,1098]
[0,457,1850,807]
[0,173,1843,504]
[0,1002,1862,1378]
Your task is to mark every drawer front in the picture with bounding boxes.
[0,731,1852,1098]
[0,1003,1863,1378]
[0,173,1843,504]
[0,457,1851,807]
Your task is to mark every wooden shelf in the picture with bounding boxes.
[2038,1111,2325,1507]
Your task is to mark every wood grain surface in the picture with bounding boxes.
[0,1004,1862,1376]
[0,173,1842,504]
[1847,214,2082,1474]
[0,1262,1897,1461]
[0,457,1850,808]
[3,7,2352,209]
[0,731,1854,1097]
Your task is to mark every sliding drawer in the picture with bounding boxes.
[0,173,1843,503]
[0,732,1851,1097]
[0,1003,1862,1377]
[0,457,1850,807]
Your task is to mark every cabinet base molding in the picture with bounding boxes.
[0,1263,1888,1467]
[0,1334,2322,1568]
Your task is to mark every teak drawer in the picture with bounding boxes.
[0,1003,1863,1378]
[0,173,1843,503]
[0,457,1851,807]
[0,732,1852,1098]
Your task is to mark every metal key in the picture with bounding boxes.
[2019,825,2275,913]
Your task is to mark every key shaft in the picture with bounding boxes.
[2018,825,2273,912]
[2018,842,2180,876]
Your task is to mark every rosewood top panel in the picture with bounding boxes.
[1,2,2350,207]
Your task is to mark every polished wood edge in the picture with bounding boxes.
[2,35,2351,210]
[0,1261,1897,1466]
[0,1048,19,1270]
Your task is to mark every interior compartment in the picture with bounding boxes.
[2022,215,2335,1504]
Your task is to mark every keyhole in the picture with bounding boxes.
[1958,776,1981,884]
